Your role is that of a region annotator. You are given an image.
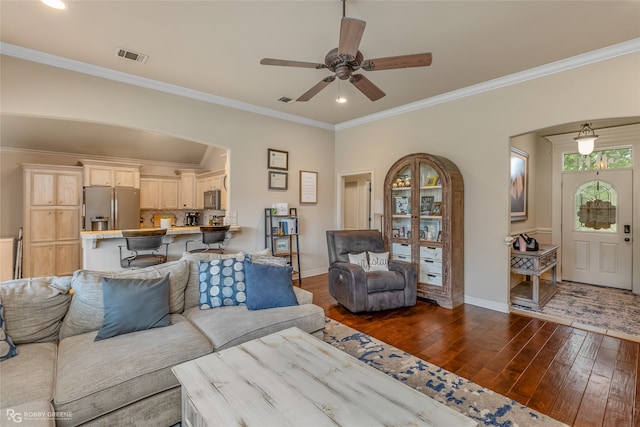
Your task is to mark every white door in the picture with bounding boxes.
[562,169,633,289]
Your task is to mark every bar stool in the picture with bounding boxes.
[185,225,230,253]
[119,229,169,268]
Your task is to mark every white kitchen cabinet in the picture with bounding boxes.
[81,160,140,188]
[140,177,179,209]
[197,172,227,210]
[22,164,82,278]
[178,170,198,209]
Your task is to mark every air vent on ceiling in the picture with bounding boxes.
[115,48,148,64]
[277,96,295,104]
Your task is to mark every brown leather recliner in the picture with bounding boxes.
[326,230,417,313]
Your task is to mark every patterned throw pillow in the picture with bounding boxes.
[368,251,389,271]
[198,253,247,309]
[0,302,18,361]
[348,252,370,272]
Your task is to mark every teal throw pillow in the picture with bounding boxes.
[243,260,298,310]
[198,253,247,309]
[95,274,171,341]
[0,302,18,361]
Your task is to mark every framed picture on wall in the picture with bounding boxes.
[268,149,288,170]
[269,171,288,190]
[510,147,528,221]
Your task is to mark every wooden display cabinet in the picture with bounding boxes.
[384,153,464,308]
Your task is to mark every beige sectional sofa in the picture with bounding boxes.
[0,252,325,427]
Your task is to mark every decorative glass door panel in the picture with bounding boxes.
[419,161,442,243]
[390,163,412,239]
[574,181,617,232]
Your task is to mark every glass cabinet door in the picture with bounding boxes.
[418,161,442,243]
[390,163,412,239]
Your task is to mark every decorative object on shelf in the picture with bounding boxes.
[420,195,434,215]
[299,170,318,204]
[574,122,599,156]
[272,202,289,215]
[269,171,288,190]
[431,202,442,216]
[268,148,288,170]
[425,176,438,186]
[510,147,528,222]
[394,196,410,214]
[273,237,290,255]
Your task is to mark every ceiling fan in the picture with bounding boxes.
[260,0,432,102]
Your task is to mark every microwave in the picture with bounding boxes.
[204,190,221,210]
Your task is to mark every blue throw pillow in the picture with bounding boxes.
[95,274,172,341]
[0,302,18,361]
[243,260,298,310]
[198,253,247,309]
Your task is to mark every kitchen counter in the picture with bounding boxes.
[80,225,240,272]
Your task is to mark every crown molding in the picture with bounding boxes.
[336,38,640,131]
[0,42,334,131]
[2,38,638,133]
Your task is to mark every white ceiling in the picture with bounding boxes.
[1,0,639,163]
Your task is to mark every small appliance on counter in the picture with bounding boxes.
[185,212,200,226]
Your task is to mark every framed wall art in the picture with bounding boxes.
[269,171,288,190]
[268,148,288,170]
[299,170,318,204]
[510,147,528,221]
[273,237,290,255]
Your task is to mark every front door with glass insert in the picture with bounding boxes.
[562,169,633,289]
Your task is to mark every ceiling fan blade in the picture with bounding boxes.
[297,76,336,102]
[260,58,326,69]
[362,53,432,71]
[338,17,366,59]
[349,74,385,101]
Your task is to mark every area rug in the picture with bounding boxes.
[323,318,567,427]
[514,281,640,338]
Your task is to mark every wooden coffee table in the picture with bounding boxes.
[172,327,476,426]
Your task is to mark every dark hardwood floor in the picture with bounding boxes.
[302,274,639,427]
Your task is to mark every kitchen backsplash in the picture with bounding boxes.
[140,209,226,227]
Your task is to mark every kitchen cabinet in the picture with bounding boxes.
[22,165,83,278]
[384,153,464,309]
[81,160,141,188]
[178,170,198,209]
[140,177,179,209]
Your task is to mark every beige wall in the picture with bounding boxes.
[2,52,639,309]
[0,56,335,277]
[335,52,640,311]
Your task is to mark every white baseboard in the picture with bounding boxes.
[301,267,327,279]
[464,295,510,313]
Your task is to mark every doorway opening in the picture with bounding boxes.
[338,171,373,230]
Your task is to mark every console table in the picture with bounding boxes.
[510,244,559,311]
[172,327,476,427]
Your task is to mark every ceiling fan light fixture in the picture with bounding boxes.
[574,122,599,155]
[336,96,347,104]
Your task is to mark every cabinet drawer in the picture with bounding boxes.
[420,246,442,260]
[420,272,443,287]
[392,254,412,263]
[392,243,411,256]
[420,258,442,274]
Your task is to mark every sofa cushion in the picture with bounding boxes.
[0,342,57,408]
[181,251,240,311]
[368,251,389,271]
[198,255,247,309]
[59,260,188,340]
[366,270,406,292]
[0,300,17,361]
[0,276,71,344]
[184,304,325,351]
[55,314,212,425]
[95,276,172,341]
[243,260,298,310]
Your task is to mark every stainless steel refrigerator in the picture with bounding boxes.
[84,186,141,231]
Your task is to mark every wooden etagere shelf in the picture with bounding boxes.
[384,153,464,308]
[264,207,301,285]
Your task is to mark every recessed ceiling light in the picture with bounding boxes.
[41,0,66,9]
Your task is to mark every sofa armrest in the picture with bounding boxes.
[293,286,313,305]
